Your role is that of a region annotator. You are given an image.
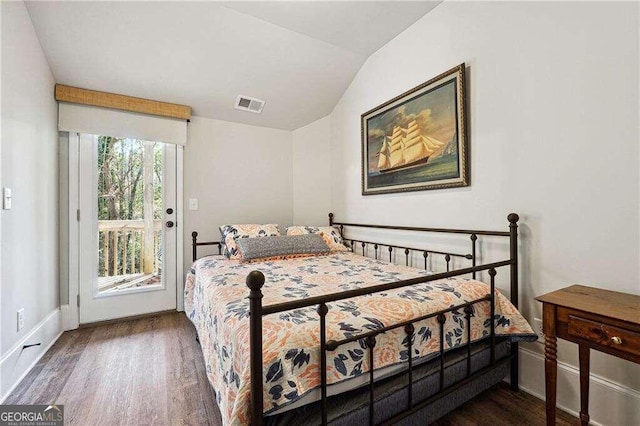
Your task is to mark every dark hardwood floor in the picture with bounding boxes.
[431,382,576,426]
[5,312,576,425]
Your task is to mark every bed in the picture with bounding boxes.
[187,213,535,425]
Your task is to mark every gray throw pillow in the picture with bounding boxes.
[235,234,330,262]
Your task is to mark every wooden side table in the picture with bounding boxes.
[535,285,640,425]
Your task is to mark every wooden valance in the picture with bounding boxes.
[55,84,191,120]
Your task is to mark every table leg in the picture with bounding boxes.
[543,304,557,426]
[579,344,590,425]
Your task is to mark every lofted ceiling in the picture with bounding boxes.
[26,1,440,130]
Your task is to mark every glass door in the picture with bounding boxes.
[78,133,177,323]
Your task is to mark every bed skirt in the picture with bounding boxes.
[265,339,510,425]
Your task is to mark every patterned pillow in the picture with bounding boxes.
[319,231,350,252]
[219,224,280,259]
[235,234,330,263]
[286,226,349,252]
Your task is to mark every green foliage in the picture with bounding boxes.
[97,137,162,220]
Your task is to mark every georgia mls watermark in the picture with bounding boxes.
[0,405,63,426]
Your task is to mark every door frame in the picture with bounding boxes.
[65,132,184,330]
[176,145,185,312]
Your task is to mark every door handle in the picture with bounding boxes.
[166,221,175,228]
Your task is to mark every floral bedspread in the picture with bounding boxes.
[184,252,536,425]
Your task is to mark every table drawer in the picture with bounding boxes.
[568,315,640,357]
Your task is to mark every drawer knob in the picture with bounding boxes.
[610,336,623,345]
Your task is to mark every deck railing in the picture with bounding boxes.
[98,220,161,277]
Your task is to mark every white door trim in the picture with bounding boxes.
[78,134,99,311]
[176,145,185,311]
[67,132,80,330]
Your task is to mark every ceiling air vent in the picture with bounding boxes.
[235,95,265,114]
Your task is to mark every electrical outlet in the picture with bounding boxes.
[533,318,544,343]
[17,309,24,331]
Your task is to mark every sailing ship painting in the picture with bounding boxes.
[376,120,447,173]
[362,64,468,194]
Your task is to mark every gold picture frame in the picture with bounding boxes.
[361,63,468,195]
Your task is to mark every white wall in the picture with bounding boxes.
[1,0,60,355]
[292,115,332,225]
[0,0,61,398]
[328,1,639,423]
[183,116,293,272]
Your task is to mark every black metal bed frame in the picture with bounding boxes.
[191,213,520,426]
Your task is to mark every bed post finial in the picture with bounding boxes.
[507,213,519,224]
[328,212,334,226]
[191,232,198,262]
[246,270,265,291]
[247,271,265,425]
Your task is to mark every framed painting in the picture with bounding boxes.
[361,63,468,195]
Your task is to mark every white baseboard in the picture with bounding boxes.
[61,304,78,331]
[519,347,640,426]
[0,308,63,403]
